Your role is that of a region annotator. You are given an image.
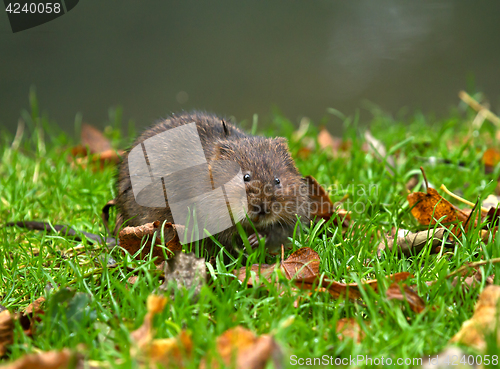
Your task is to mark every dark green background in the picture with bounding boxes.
[1,0,499,133]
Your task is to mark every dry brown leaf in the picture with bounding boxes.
[450,285,500,352]
[202,326,281,369]
[483,148,500,173]
[335,318,366,343]
[81,123,111,154]
[23,296,45,316]
[0,310,14,357]
[119,221,183,263]
[296,147,312,159]
[450,268,495,292]
[294,272,414,301]
[280,247,320,280]
[147,331,193,368]
[127,276,139,285]
[407,185,469,236]
[376,228,449,257]
[235,247,320,286]
[131,295,168,348]
[69,124,124,170]
[74,148,124,167]
[236,250,424,312]
[0,349,75,369]
[305,176,350,226]
[318,127,345,152]
[130,294,193,367]
[385,283,426,313]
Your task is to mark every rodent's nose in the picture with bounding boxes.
[251,201,269,215]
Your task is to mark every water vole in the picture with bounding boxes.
[115,112,311,255]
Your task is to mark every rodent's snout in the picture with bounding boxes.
[245,181,284,225]
[250,201,270,216]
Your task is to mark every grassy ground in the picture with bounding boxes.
[1,95,500,368]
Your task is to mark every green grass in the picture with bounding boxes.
[2,92,500,368]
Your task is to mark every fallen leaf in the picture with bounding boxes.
[449,285,500,351]
[119,221,183,263]
[235,247,320,286]
[69,124,124,169]
[0,349,75,369]
[377,228,450,257]
[81,123,111,154]
[335,318,365,343]
[483,148,500,173]
[318,127,345,152]
[305,176,350,226]
[130,295,193,367]
[127,276,139,285]
[294,272,414,301]
[485,206,500,228]
[407,186,467,234]
[147,331,193,368]
[0,310,14,357]
[131,295,168,348]
[19,295,46,337]
[236,250,424,312]
[280,247,320,280]
[385,283,426,313]
[23,296,45,316]
[74,148,124,168]
[202,326,282,369]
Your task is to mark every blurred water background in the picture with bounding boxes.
[1,0,499,134]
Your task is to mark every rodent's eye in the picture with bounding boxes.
[243,174,251,182]
[274,177,281,186]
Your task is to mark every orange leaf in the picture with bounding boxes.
[81,123,111,154]
[202,326,280,369]
[407,187,466,235]
[119,221,183,263]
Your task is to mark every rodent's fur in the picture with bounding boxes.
[116,111,310,255]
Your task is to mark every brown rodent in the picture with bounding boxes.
[115,111,310,256]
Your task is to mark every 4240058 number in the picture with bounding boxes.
[6,2,61,14]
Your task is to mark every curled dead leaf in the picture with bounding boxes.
[119,221,183,263]
[0,310,14,357]
[235,247,320,286]
[450,285,500,352]
[483,148,500,173]
[335,318,366,343]
[81,123,111,154]
[385,283,426,313]
[318,127,347,153]
[377,228,450,257]
[0,349,76,369]
[305,176,350,226]
[408,187,461,228]
[201,326,282,369]
[131,295,168,348]
[294,272,414,301]
[131,294,192,367]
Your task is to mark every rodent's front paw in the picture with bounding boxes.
[247,233,264,249]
